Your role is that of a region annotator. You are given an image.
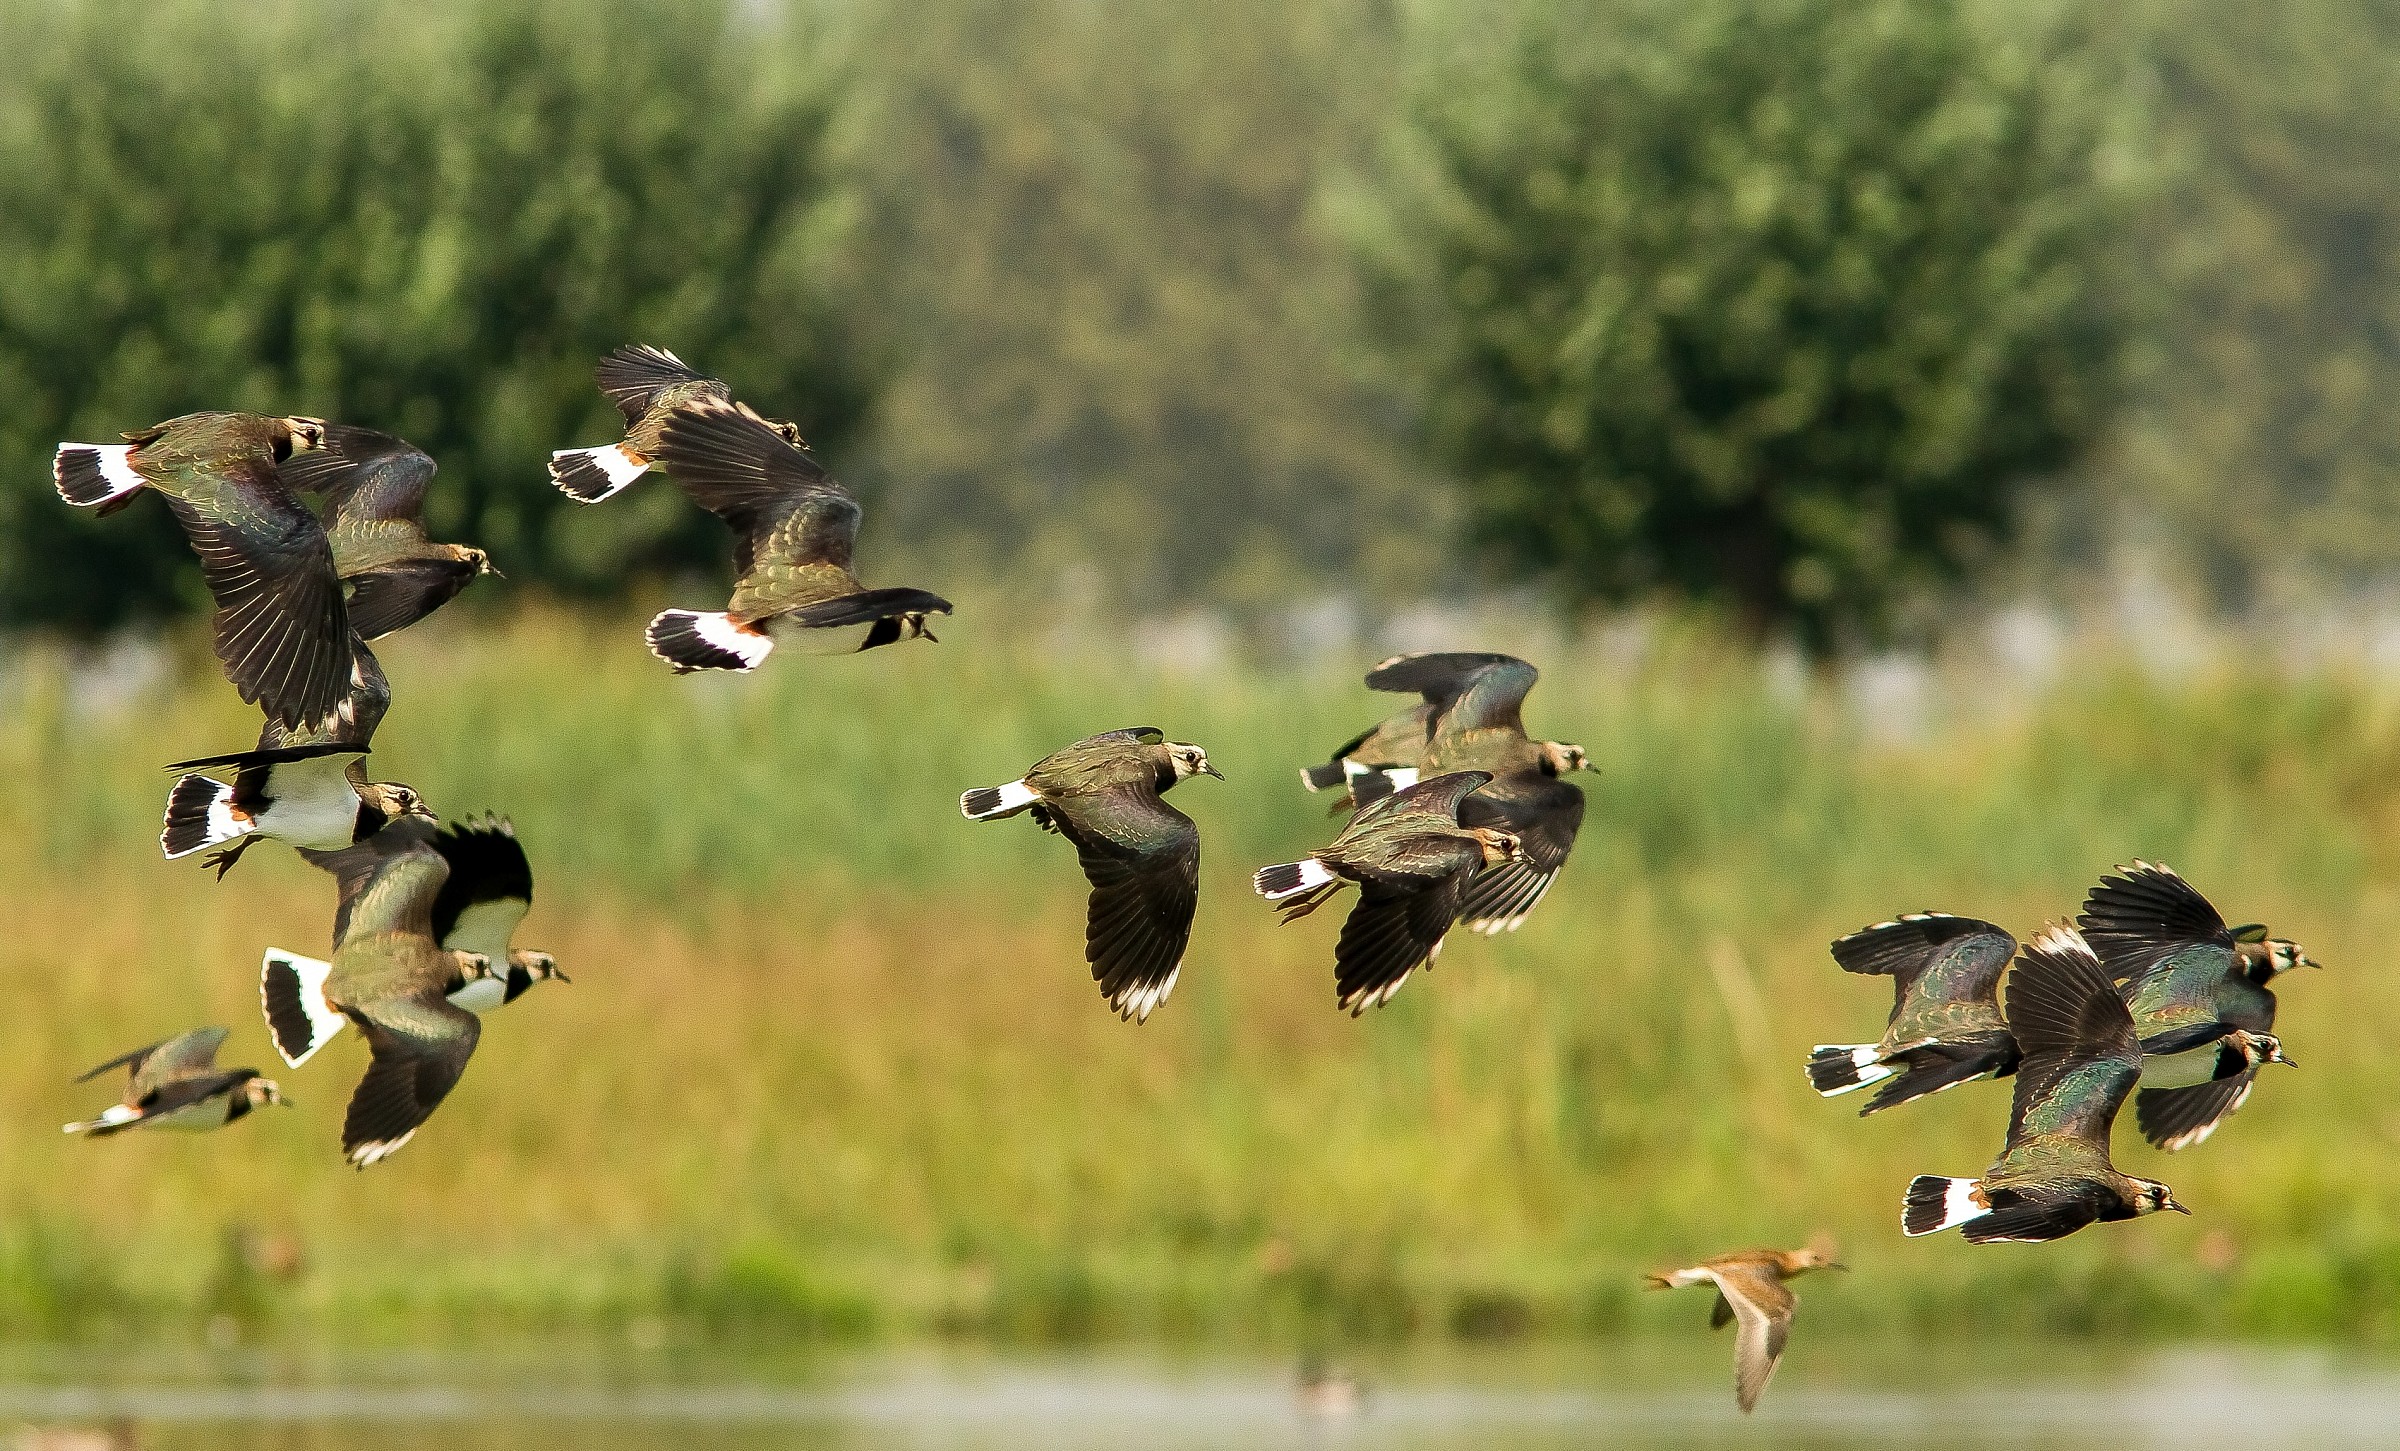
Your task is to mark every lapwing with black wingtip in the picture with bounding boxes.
[1646,1241,1842,1414]
[279,424,496,639]
[549,344,806,503]
[256,821,499,1167]
[54,411,362,731]
[1904,923,2188,1243]
[1807,914,2022,1113]
[1254,770,1522,1014]
[962,729,1218,1022]
[161,743,431,877]
[641,396,951,672]
[63,1026,288,1137]
[1308,653,1591,935]
[2078,862,2305,1150]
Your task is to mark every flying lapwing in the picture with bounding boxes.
[1646,1241,1842,1413]
[265,815,563,1061]
[1306,653,1590,935]
[1904,923,2188,1243]
[549,344,805,503]
[160,743,431,877]
[962,729,1219,1022]
[279,424,496,639]
[2078,863,2307,1150]
[1807,914,2022,1113]
[641,396,951,671]
[54,411,359,729]
[63,1026,287,1137]
[1254,770,1523,1014]
[257,820,500,1168]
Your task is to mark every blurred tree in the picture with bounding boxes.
[1381,0,2127,652]
[0,0,863,631]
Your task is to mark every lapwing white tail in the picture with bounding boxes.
[1255,857,1342,920]
[1805,1043,1897,1097]
[54,443,145,511]
[960,779,1039,821]
[1902,1175,1984,1237]
[160,774,252,859]
[1299,761,1347,793]
[646,610,774,674]
[548,444,648,503]
[63,1103,144,1136]
[261,949,345,1068]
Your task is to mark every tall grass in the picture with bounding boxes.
[5,606,2400,1348]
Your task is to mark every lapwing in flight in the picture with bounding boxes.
[1306,653,1589,935]
[55,411,359,730]
[1646,1241,1842,1413]
[643,396,951,671]
[962,729,1218,1022]
[2079,862,2306,1150]
[1254,770,1522,1014]
[63,1026,287,1137]
[258,821,500,1167]
[549,344,805,503]
[279,424,496,639]
[161,743,431,877]
[1807,914,2021,1113]
[1905,923,2188,1243]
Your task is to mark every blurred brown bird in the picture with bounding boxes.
[1645,1241,1842,1413]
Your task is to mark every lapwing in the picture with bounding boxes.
[1253,770,1523,1014]
[265,815,563,1061]
[1904,924,2188,1243]
[63,1026,287,1137]
[1308,653,1590,935]
[642,396,951,671]
[1646,1242,1842,1413]
[549,344,805,503]
[1806,914,2022,1113]
[2078,862,2305,1150]
[279,424,496,639]
[256,821,500,1167]
[54,411,357,729]
[160,743,431,876]
[962,729,1218,1022]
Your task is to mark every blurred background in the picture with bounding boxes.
[4,0,2400,1425]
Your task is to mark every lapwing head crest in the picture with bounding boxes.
[2132,1179,2189,1217]
[1167,743,1224,781]
[2245,937,2317,980]
[366,782,435,826]
[1470,828,1523,866]
[2244,1031,2297,1070]
[1541,741,1591,776]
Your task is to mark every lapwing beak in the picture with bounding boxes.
[2278,1053,2298,1068]
[1826,1262,1849,1272]
[2167,1197,2192,1215]
[552,967,572,985]
[920,623,941,644]
[482,560,505,579]
[1204,764,1225,780]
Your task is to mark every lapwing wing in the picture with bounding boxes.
[63,1026,287,1137]
[1807,914,2022,1113]
[549,344,805,503]
[160,742,430,876]
[1254,770,1522,1014]
[257,821,499,1167]
[642,396,951,671]
[2079,862,2305,1150]
[279,424,496,639]
[54,411,358,730]
[962,729,1218,1022]
[1646,1241,1842,1413]
[1308,654,1590,935]
[1905,923,2188,1243]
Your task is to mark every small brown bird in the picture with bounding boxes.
[62,1027,288,1137]
[1646,1242,1842,1413]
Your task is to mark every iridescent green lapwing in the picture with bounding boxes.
[279,423,497,639]
[63,1026,288,1137]
[642,397,952,671]
[161,743,431,877]
[2078,862,2309,1150]
[1807,914,2022,1113]
[258,821,501,1167]
[1905,923,2188,1242]
[962,728,1219,1022]
[548,344,805,503]
[55,411,360,730]
[1646,1241,1842,1413]
[1303,653,1589,935]
[1255,770,1523,1014]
